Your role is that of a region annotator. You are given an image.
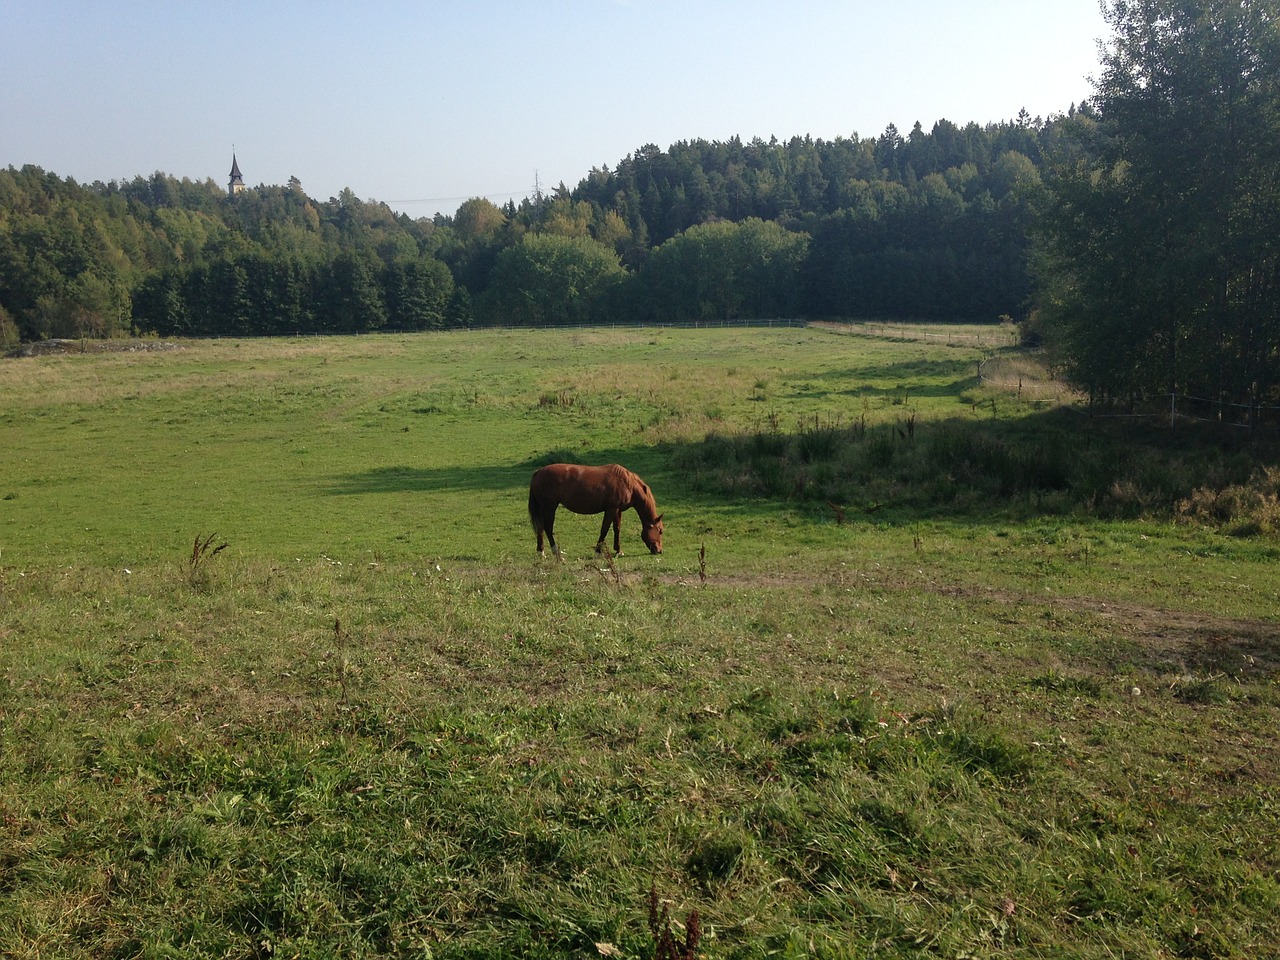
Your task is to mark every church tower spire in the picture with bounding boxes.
[228,153,245,195]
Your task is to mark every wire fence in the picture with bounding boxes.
[975,355,1280,435]
[1074,391,1280,431]
[976,355,1079,406]
[811,320,1021,349]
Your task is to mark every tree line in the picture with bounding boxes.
[1,1,1276,412]
[0,114,1049,343]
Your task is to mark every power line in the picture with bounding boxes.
[385,190,529,205]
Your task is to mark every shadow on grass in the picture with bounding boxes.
[811,356,985,400]
[325,447,680,498]
[322,348,1035,507]
[773,357,984,404]
[326,463,523,496]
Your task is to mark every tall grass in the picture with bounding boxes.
[678,405,1278,530]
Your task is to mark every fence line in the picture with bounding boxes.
[975,355,1077,406]
[974,355,1280,434]
[1083,393,1280,424]
[812,320,1020,349]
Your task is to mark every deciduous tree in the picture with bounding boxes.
[482,234,625,326]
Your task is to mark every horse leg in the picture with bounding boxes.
[595,512,612,554]
[544,506,562,560]
[596,509,622,555]
[529,489,547,556]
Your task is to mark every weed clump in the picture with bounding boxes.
[648,886,701,960]
[1171,674,1229,705]
[186,532,228,588]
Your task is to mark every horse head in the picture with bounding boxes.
[642,514,664,555]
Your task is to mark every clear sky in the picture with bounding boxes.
[1,1,1108,220]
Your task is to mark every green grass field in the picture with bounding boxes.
[2,327,1278,959]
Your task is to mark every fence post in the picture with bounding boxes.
[1170,393,1177,430]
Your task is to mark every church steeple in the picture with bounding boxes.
[228,153,245,195]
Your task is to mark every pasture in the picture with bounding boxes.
[1,326,1277,959]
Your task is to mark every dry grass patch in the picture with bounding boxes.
[979,353,1084,405]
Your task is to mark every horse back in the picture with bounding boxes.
[531,463,633,514]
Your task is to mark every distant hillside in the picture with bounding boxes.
[1,112,1065,344]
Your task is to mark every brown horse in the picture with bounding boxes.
[528,463,664,558]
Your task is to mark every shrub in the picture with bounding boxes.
[1177,466,1280,536]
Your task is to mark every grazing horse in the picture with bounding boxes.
[528,463,664,558]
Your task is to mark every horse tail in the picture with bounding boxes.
[528,487,544,536]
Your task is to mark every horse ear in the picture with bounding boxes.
[656,514,664,523]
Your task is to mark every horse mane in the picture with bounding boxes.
[627,472,660,524]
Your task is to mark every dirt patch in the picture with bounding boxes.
[609,566,1279,676]
[919,583,1278,675]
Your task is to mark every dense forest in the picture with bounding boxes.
[2,0,1277,410]
[0,115,1047,340]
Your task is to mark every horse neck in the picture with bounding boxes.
[629,482,659,524]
